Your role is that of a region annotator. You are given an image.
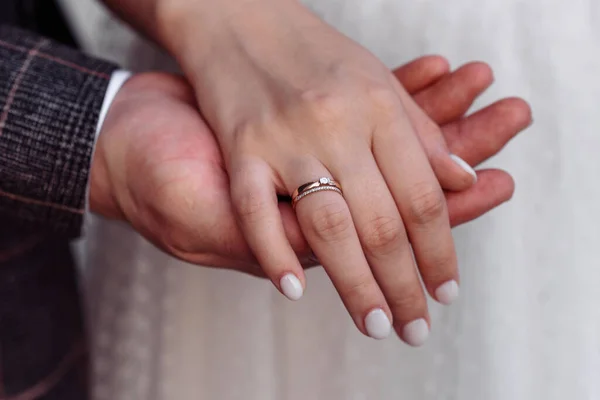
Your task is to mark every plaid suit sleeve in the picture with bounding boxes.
[0,25,118,236]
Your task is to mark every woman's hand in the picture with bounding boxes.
[158,0,481,344]
[91,57,531,344]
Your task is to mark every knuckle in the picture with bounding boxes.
[233,189,269,223]
[230,119,269,151]
[362,216,405,257]
[425,252,457,281]
[367,86,400,115]
[406,183,446,225]
[387,287,425,315]
[307,202,354,243]
[151,178,196,227]
[301,90,349,124]
[341,272,376,300]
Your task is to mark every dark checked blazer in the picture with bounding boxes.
[0,25,117,399]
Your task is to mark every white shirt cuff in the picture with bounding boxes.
[95,70,133,137]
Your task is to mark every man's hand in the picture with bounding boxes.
[90,56,530,276]
[395,57,531,226]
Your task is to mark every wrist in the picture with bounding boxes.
[89,75,136,220]
[157,0,306,78]
[89,142,121,219]
[155,0,243,57]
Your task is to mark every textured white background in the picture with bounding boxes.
[59,0,600,399]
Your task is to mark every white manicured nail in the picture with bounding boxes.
[450,154,477,183]
[280,274,303,301]
[435,280,459,305]
[365,308,392,340]
[403,318,429,347]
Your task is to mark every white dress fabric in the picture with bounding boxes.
[58,0,600,399]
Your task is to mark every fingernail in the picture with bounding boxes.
[435,280,459,305]
[365,308,392,339]
[403,318,429,347]
[450,154,477,183]
[280,273,303,301]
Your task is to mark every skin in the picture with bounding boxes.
[101,0,493,342]
[90,56,531,340]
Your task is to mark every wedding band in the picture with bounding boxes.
[291,177,343,208]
